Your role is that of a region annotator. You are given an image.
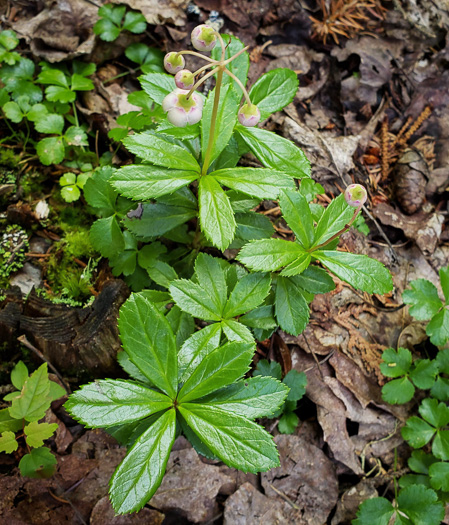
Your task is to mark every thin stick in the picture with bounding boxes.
[17,335,71,394]
[177,50,217,63]
[223,68,251,105]
[222,46,250,66]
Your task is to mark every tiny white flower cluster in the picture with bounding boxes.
[162,25,260,128]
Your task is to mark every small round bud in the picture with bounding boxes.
[191,24,217,52]
[238,103,261,127]
[164,52,185,74]
[162,88,203,127]
[344,184,367,207]
[175,69,195,90]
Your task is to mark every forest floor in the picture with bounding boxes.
[1,0,449,523]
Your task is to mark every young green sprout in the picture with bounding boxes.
[162,24,260,129]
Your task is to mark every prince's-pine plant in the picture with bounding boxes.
[66,26,394,514]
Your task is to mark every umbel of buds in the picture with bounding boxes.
[162,25,260,129]
[344,184,367,207]
[162,89,204,127]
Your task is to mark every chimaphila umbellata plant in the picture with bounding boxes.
[66,25,394,514]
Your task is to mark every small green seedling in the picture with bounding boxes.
[65,293,289,514]
[0,361,65,478]
[254,359,307,433]
[0,225,29,280]
[59,172,90,202]
[94,4,147,42]
[0,30,20,65]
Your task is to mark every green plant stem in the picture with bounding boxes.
[187,67,219,99]
[0,112,19,140]
[72,102,80,128]
[224,68,251,105]
[23,120,31,152]
[308,204,362,252]
[177,50,217,63]
[201,67,223,176]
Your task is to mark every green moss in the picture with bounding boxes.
[0,225,29,284]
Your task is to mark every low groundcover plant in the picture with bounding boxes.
[65,25,394,514]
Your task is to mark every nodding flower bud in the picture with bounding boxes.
[344,184,367,207]
[175,69,195,90]
[162,88,204,127]
[164,52,185,74]
[191,25,217,52]
[238,103,261,127]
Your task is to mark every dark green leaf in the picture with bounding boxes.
[211,168,295,199]
[382,377,415,404]
[166,306,195,350]
[429,462,449,492]
[19,447,57,478]
[275,276,309,335]
[224,272,271,318]
[234,212,274,242]
[279,190,314,249]
[290,266,335,293]
[249,68,298,120]
[118,294,178,397]
[122,11,147,33]
[236,125,310,178]
[410,359,439,390]
[237,239,307,272]
[401,416,435,448]
[313,194,354,248]
[254,359,282,380]
[84,166,118,215]
[221,319,254,343]
[380,347,412,378]
[353,497,394,525]
[440,266,449,304]
[169,279,222,321]
[239,305,277,330]
[90,216,124,259]
[419,398,449,428]
[94,18,121,41]
[178,403,280,473]
[408,450,437,474]
[123,131,200,171]
[178,341,254,403]
[314,250,393,294]
[283,370,307,402]
[140,72,176,105]
[65,379,172,427]
[198,175,236,251]
[397,485,444,524]
[427,308,449,347]
[194,253,228,315]
[403,279,443,321]
[0,408,22,433]
[110,409,176,514]
[35,113,64,135]
[278,411,299,434]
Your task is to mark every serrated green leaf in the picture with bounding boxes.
[110,409,176,514]
[124,131,200,171]
[427,308,449,347]
[9,363,51,422]
[236,125,310,178]
[224,272,271,318]
[124,202,196,238]
[94,18,121,41]
[237,238,307,272]
[401,416,435,448]
[11,361,28,390]
[249,68,298,120]
[275,275,310,335]
[111,166,198,200]
[146,260,178,289]
[433,430,449,460]
[3,101,23,122]
[314,250,393,294]
[199,376,288,419]
[221,319,254,343]
[313,194,354,248]
[98,3,126,24]
[419,398,449,428]
[279,189,314,249]
[169,279,222,321]
[408,450,437,474]
[0,30,19,51]
[178,323,222,382]
[290,266,335,293]
[64,126,88,146]
[45,85,75,103]
[283,370,307,402]
[24,421,58,448]
[194,253,228,314]
[0,408,22,433]
[380,347,412,378]
[84,166,118,215]
[61,185,81,202]
[166,306,195,350]
[278,411,299,434]
[140,72,176,105]
[239,305,277,330]
[118,294,178,397]
[432,377,449,402]
[410,359,439,389]
[211,35,249,91]
[90,216,124,259]
[402,279,443,321]
[70,74,93,91]
[36,136,65,165]
[19,447,57,478]
[198,175,236,251]
[429,462,449,492]
[123,11,147,33]
[382,377,415,404]
[201,84,238,167]
[179,403,280,473]
[126,43,163,66]
[397,484,444,524]
[178,341,254,403]
[440,266,449,304]
[254,359,282,380]
[0,431,18,453]
[353,497,394,525]
[65,379,172,428]
[37,68,68,87]
[279,252,311,278]
[211,168,295,199]
[234,212,274,243]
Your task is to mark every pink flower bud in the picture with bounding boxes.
[162,88,204,127]
[191,25,217,52]
[164,52,185,74]
[175,69,195,90]
[238,104,261,127]
[344,184,367,207]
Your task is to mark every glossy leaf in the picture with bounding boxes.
[178,341,254,403]
[224,272,271,318]
[90,216,124,259]
[65,379,172,427]
[279,189,314,249]
[283,370,307,402]
[178,403,280,473]
[380,347,412,378]
[118,294,178,397]
[237,238,308,272]
[291,266,335,293]
[426,308,449,347]
[110,409,176,514]
[313,194,354,248]
[9,363,51,422]
[140,72,176,105]
[11,361,28,390]
[169,279,222,321]
[275,275,310,335]
[221,319,254,343]
[403,279,443,321]
[0,431,18,453]
[194,253,228,315]
[24,421,58,448]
